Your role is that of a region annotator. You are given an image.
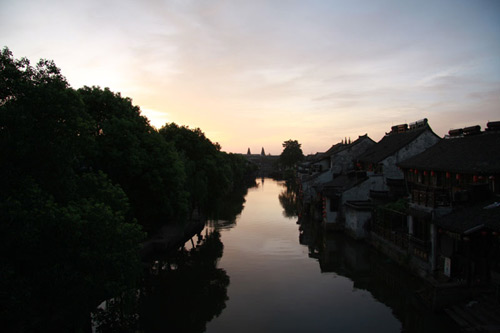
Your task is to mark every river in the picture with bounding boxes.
[95,178,458,332]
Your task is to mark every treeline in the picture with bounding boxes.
[0,48,255,330]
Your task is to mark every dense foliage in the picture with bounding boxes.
[77,86,189,232]
[159,123,255,217]
[0,47,254,329]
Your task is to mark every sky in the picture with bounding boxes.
[1,0,499,155]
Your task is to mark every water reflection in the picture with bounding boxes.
[139,230,229,333]
[298,219,457,333]
[94,229,229,333]
[207,179,257,230]
[278,179,301,218]
[206,179,401,333]
[95,178,457,333]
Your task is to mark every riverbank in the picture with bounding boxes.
[140,215,206,261]
[204,178,457,333]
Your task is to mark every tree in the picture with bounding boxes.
[279,139,304,169]
[78,86,188,232]
[0,47,257,329]
[159,124,231,215]
[159,124,256,219]
[0,48,94,202]
[0,48,144,330]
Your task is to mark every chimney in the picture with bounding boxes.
[391,123,408,134]
[463,125,481,136]
[409,118,427,130]
[448,128,463,137]
[486,121,500,132]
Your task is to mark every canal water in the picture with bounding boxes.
[95,178,458,332]
[204,178,456,333]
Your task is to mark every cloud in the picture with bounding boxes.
[1,0,499,154]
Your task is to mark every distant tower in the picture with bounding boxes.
[247,148,251,155]
[261,147,265,156]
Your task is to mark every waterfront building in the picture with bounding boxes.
[298,135,375,223]
[393,122,500,286]
[355,118,441,198]
[338,119,440,236]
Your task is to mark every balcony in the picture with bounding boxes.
[372,224,431,261]
[411,187,451,208]
[409,235,431,261]
[372,224,409,249]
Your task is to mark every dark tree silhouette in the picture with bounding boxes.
[279,139,304,169]
[0,47,256,330]
[0,47,144,331]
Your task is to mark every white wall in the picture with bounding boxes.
[382,130,440,179]
[330,138,375,174]
[324,197,338,224]
[345,207,372,239]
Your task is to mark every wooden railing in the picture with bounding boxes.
[411,188,451,208]
[372,224,431,261]
[372,224,409,249]
[409,235,431,261]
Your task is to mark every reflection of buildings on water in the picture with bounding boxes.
[297,120,500,329]
[298,220,457,333]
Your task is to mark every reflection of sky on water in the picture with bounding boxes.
[94,178,456,332]
[206,178,401,333]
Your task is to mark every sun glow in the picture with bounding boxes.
[2,0,499,155]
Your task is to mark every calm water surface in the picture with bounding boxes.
[101,178,458,332]
[202,178,455,333]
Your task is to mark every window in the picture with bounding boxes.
[330,196,340,212]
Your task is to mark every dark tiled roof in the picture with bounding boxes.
[313,135,375,163]
[326,135,374,156]
[398,131,500,174]
[435,200,500,234]
[345,200,373,211]
[321,172,368,195]
[356,125,438,164]
[303,170,329,182]
[324,142,344,156]
[311,152,329,163]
